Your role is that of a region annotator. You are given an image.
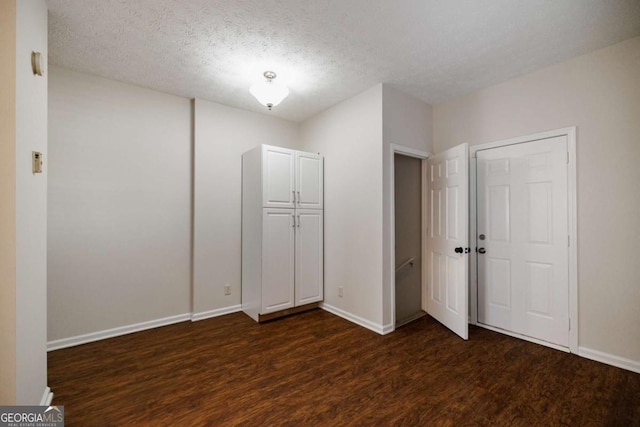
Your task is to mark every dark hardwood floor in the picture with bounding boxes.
[48,309,640,426]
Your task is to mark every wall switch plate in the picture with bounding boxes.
[338,286,343,298]
[32,151,43,174]
[224,284,231,296]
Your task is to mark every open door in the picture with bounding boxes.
[426,143,469,339]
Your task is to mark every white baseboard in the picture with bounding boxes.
[47,313,191,351]
[320,303,385,335]
[381,323,394,335]
[578,346,640,374]
[40,387,53,406]
[191,305,242,322]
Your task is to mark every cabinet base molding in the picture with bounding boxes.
[257,302,320,322]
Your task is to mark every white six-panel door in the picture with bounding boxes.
[295,209,324,305]
[426,143,469,340]
[262,208,296,313]
[477,136,569,347]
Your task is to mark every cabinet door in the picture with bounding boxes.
[262,209,295,314]
[262,146,295,208]
[295,152,323,209]
[295,209,324,306]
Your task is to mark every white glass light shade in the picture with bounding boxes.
[250,79,289,110]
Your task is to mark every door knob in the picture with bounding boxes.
[478,248,486,254]
[455,247,463,254]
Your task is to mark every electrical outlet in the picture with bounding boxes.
[338,286,343,298]
[224,284,231,296]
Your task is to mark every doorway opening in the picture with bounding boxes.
[390,144,431,330]
[394,153,425,327]
[388,128,576,354]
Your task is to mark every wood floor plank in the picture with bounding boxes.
[48,310,640,426]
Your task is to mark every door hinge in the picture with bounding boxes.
[568,235,570,247]
[567,152,570,164]
[569,317,571,330]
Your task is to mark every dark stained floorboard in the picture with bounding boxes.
[48,309,640,426]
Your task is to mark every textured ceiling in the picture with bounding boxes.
[47,0,640,122]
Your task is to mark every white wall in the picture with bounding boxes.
[47,77,428,339]
[434,36,640,363]
[192,99,299,317]
[299,85,384,329]
[48,67,192,342]
[14,0,48,404]
[381,85,433,328]
[0,0,17,405]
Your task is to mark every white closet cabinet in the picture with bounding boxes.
[262,145,323,209]
[242,145,323,322]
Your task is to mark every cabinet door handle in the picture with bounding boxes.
[297,191,300,205]
[297,214,300,227]
[292,190,296,204]
[292,215,296,228]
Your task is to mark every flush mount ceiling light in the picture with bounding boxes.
[249,71,289,110]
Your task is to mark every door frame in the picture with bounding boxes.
[469,127,578,353]
[389,144,432,330]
